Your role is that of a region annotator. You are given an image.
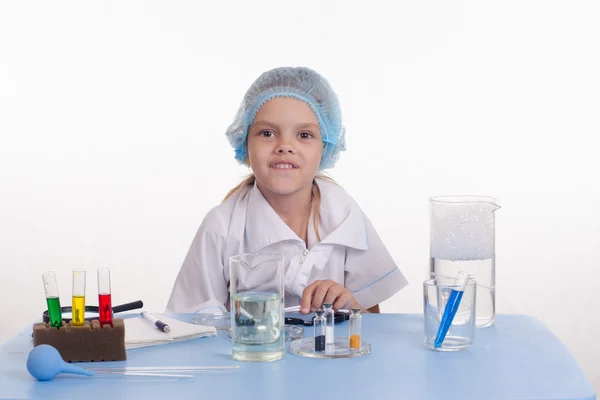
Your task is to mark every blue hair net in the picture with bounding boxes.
[225,66,346,170]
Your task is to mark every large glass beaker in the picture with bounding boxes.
[429,196,500,328]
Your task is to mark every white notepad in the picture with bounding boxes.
[124,314,217,349]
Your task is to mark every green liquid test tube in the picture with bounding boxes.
[42,272,62,328]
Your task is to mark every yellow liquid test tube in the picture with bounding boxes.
[72,269,86,326]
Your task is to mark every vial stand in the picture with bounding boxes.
[314,309,326,352]
[289,304,372,359]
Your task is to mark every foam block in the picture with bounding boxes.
[32,319,126,362]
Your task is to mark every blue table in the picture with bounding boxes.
[0,314,595,400]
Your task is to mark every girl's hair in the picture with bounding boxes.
[223,174,334,243]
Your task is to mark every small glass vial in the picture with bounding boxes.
[323,303,335,346]
[349,308,362,350]
[314,309,326,352]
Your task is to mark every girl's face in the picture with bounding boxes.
[247,97,323,198]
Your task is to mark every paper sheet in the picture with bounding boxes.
[124,314,217,349]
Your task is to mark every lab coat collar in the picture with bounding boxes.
[245,181,369,252]
[245,183,303,252]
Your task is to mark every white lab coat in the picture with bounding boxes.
[165,178,408,314]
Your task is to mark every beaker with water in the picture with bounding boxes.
[429,196,500,328]
[229,253,285,362]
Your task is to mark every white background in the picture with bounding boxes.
[1,0,599,393]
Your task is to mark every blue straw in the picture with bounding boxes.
[434,271,470,348]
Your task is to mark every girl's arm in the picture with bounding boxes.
[367,304,380,313]
[165,207,229,314]
[344,214,408,311]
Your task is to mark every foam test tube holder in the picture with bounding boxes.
[32,319,127,363]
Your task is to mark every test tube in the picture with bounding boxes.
[314,309,326,352]
[323,303,335,351]
[42,272,62,328]
[349,308,362,350]
[434,271,470,348]
[97,267,113,326]
[71,269,86,326]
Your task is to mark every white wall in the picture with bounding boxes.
[1,0,598,393]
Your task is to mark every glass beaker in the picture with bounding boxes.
[229,253,285,362]
[429,196,500,328]
[423,276,476,351]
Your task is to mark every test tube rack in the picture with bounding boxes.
[32,318,126,363]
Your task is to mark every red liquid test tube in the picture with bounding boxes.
[97,267,113,326]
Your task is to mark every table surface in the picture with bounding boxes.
[0,314,595,400]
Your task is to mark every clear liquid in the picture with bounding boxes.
[429,257,495,328]
[231,291,284,362]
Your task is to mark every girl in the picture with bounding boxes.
[166,66,407,315]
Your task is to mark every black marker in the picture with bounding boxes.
[141,312,171,333]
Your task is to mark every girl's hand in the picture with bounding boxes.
[299,279,359,314]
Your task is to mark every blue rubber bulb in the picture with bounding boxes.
[26,345,94,381]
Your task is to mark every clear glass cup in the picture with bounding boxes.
[423,276,476,351]
[229,253,285,362]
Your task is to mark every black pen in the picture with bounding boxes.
[141,312,171,333]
